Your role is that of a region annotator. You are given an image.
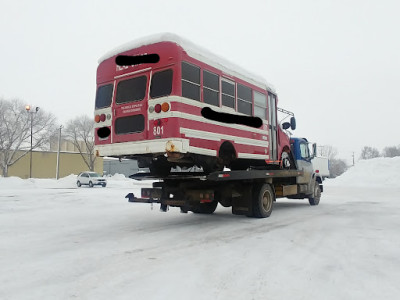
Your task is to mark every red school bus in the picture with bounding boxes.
[94,33,294,176]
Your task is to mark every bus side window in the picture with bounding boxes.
[150,69,173,99]
[203,70,219,106]
[95,84,113,109]
[182,62,200,101]
[254,91,267,119]
[237,84,252,115]
[221,78,235,109]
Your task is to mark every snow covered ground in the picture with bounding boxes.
[1,158,400,300]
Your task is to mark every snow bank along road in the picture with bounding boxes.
[1,159,400,300]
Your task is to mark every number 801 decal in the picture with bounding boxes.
[153,126,164,136]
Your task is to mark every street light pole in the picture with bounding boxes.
[25,105,39,178]
[56,125,63,179]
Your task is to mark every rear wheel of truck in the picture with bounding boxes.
[308,181,321,206]
[191,201,218,214]
[250,183,274,218]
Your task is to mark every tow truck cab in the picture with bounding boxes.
[290,137,323,196]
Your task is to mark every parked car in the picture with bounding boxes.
[77,172,107,187]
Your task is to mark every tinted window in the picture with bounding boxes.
[182,62,200,83]
[150,69,173,99]
[203,70,219,90]
[237,84,251,101]
[116,76,147,104]
[182,81,200,100]
[238,99,252,115]
[221,79,235,108]
[115,115,145,135]
[95,84,113,109]
[237,84,252,115]
[203,70,219,106]
[182,62,200,101]
[203,89,219,106]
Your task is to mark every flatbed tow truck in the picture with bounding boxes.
[126,137,323,218]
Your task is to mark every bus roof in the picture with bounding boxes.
[98,33,276,92]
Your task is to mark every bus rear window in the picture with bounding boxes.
[116,76,147,104]
[115,115,145,134]
[150,69,173,99]
[95,84,113,109]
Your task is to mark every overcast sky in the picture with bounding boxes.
[1,0,399,163]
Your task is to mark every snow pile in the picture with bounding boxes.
[326,157,400,187]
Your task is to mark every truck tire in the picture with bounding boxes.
[251,183,274,218]
[191,201,218,214]
[308,181,321,206]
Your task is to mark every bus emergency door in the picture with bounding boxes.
[112,70,150,143]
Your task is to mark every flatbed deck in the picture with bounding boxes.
[129,169,304,182]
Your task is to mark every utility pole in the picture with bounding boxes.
[25,105,40,178]
[352,152,355,166]
[56,125,63,179]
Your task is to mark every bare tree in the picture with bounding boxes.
[382,146,400,158]
[319,145,338,160]
[329,158,348,178]
[317,145,348,178]
[360,146,380,160]
[0,98,57,177]
[64,115,96,171]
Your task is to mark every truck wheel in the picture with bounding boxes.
[308,182,321,206]
[251,184,274,218]
[191,201,218,214]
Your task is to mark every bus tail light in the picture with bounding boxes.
[155,104,161,113]
[95,114,109,123]
[161,102,170,112]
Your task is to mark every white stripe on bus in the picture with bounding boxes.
[180,128,269,148]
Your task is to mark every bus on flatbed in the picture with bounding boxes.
[94,33,296,176]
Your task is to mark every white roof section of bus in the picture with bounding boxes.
[98,33,275,92]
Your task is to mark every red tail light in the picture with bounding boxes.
[155,104,161,113]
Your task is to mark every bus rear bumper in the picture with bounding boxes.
[95,138,190,157]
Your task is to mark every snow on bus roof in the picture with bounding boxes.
[98,33,275,92]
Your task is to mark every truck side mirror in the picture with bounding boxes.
[312,143,317,158]
[290,117,296,130]
[282,122,291,130]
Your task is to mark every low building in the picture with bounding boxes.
[2,150,103,179]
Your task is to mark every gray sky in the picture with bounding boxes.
[1,0,399,163]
